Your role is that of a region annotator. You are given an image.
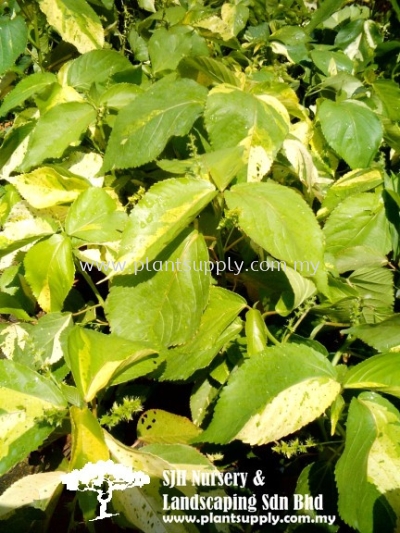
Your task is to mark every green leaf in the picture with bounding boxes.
[335,20,382,67]
[310,50,353,77]
[305,0,345,34]
[318,100,383,169]
[245,309,267,356]
[384,121,400,154]
[55,151,103,185]
[344,353,400,398]
[335,393,400,533]
[105,432,176,479]
[138,0,156,12]
[0,72,57,117]
[270,26,310,63]
[106,229,210,347]
[7,167,90,209]
[24,234,75,313]
[161,286,246,380]
[38,0,104,54]
[0,359,66,405]
[179,56,240,87]
[148,26,209,74]
[199,344,340,445]
[0,471,62,519]
[324,193,392,264]
[113,479,190,533]
[320,72,364,98]
[190,377,220,426]
[65,188,127,243]
[70,406,109,470]
[66,50,133,91]
[295,461,339,524]
[137,409,201,445]
[225,182,327,290]
[221,3,249,37]
[275,265,317,316]
[348,266,394,323]
[0,293,31,321]
[108,358,164,387]
[0,263,35,312]
[103,78,207,171]
[31,312,73,365]
[343,315,400,352]
[320,168,383,216]
[330,394,345,436]
[200,146,245,191]
[142,443,214,471]
[0,323,34,365]
[194,13,238,41]
[205,86,289,180]
[244,21,269,44]
[128,28,149,62]
[281,138,319,201]
[0,184,20,226]
[0,360,66,475]
[98,83,142,110]
[105,431,214,479]
[373,79,400,121]
[333,246,388,274]
[67,326,157,402]
[115,177,216,275]
[0,124,35,179]
[20,102,96,170]
[99,0,113,9]
[0,411,53,476]
[251,80,305,119]
[0,16,28,76]
[106,435,215,532]
[0,203,58,259]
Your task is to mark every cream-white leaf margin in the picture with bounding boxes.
[114,178,217,277]
[245,95,290,182]
[237,378,341,445]
[0,472,63,519]
[6,167,90,209]
[38,0,104,54]
[363,396,400,527]
[199,344,341,446]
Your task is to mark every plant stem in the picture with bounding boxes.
[310,321,350,339]
[72,304,102,317]
[265,322,280,345]
[76,263,106,307]
[91,398,97,418]
[331,337,353,366]
[262,310,278,318]
[283,307,312,343]
[32,4,44,71]
[317,417,328,441]
[224,235,245,253]
[223,225,235,251]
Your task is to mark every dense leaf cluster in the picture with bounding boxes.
[1,0,400,531]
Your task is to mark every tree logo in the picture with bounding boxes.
[60,460,151,521]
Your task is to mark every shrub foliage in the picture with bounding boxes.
[1,0,400,531]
